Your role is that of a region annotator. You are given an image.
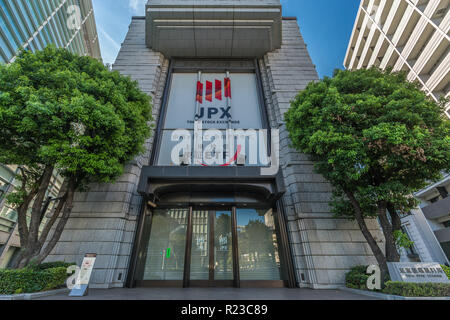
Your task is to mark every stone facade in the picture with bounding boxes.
[47,17,383,289]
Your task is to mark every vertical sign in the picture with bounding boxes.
[69,253,97,297]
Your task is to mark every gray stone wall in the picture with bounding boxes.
[45,18,168,289]
[259,19,384,288]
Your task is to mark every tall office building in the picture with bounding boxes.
[0,0,101,268]
[0,0,101,63]
[344,0,449,118]
[46,0,382,290]
[344,0,450,265]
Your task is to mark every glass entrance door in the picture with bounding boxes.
[189,209,234,286]
[134,205,290,288]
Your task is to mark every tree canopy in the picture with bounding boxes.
[0,46,152,186]
[285,67,450,281]
[0,46,152,268]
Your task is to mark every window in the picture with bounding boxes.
[237,208,282,280]
[0,165,18,218]
[156,71,267,167]
[401,226,420,260]
[140,209,189,280]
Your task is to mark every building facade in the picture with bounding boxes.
[46,0,382,289]
[0,0,101,268]
[405,176,450,264]
[344,0,449,118]
[0,0,101,63]
[344,0,449,266]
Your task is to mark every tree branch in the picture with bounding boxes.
[27,165,54,248]
[38,181,68,247]
[33,178,76,265]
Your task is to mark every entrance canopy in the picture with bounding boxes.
[137,166,286,205]
[145,0,282,57]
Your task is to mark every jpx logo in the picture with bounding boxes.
[195,78,232,121]
[196,78,231,104]
[196,107,232,120]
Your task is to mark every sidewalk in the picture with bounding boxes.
[37,287,379,300]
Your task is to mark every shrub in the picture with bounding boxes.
[345,265,369,290]
[441,265,450,280]
[0,267,69,295]
[383,281,450,297]
[30,261,76,271]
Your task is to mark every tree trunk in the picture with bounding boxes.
[31,178,76,266]
[387,203,402,233]
[344,189,389,285]
[38,180,68,247]
[14,166,55,269]
[378,202,400,263]
[9,169,42,269]
[27,166,54,248]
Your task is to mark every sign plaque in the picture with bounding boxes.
[69,253,97,297]
[387,262,449,283]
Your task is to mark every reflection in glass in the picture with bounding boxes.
[190,210,210,280]
[237,208,282,280]
[143,209,188,280]
[214,211,233,280]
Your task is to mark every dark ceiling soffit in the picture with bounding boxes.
[137,166,286,200]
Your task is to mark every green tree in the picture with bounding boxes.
[0,46,152,268]
[285,68,450,283]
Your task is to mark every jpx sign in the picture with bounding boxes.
[387,262,450,283]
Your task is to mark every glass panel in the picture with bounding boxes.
[156,72,268,168]
[214,210,233,280]
[158,129,267,167]
[163,73,263,130]
[237,208,282,280]
[190,210,210,280]
[142,209,188,280]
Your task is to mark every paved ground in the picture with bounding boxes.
[37,287,378,300]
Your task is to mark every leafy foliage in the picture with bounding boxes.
[394,230,414,251]
[383,281,450,297]
[0,267,69,295]
[442,265,450,280]
[28,261,77,271]
[0,45,153,268]
[285,68,450,219]
[0,45,152,198]
[346,265,450,297]
[345,265,370,290]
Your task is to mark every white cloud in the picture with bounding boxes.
[129,0,147,15]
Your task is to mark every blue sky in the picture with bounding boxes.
[92,0,360,78]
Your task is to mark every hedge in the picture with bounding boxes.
[383,281,450,297]
[0,267,69,295]
[30,261,76,271]
[442,265,450,280]
[346,265,450,297]
[345,265,370,290]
